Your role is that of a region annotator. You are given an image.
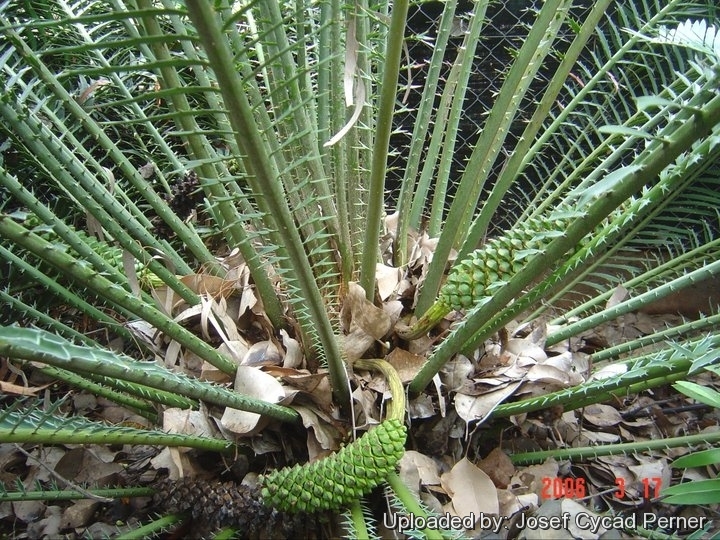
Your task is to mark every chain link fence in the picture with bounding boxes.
[388,0,596,228]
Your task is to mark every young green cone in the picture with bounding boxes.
[400,211,580,340]
[260,417,407,513]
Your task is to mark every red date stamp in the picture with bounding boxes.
[613,477,662,499]
[541,477,663,500]
[541,477,586,499]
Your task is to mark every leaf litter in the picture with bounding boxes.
[2,241,720,539]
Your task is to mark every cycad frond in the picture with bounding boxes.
[0,397,228,451]
[410,55,720,391]
[0,325,299,423]
[514,0,718,222]
[0,1,391,404]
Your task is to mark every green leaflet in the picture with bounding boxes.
[260,418,407,513]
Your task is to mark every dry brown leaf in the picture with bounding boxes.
[199,362,232,383]
[606,284,629,308]
[0,380,50,396]
[582,431,621,443]
[386,347,426,383]
[596,455,639,499]
[562,499,608,539]
[516,499,587,540]
[588,362,627,381]
[210,339,248,372]
[277,369,324,390]
[223,263,257,315]
[221,366,285,435]
[441,355,474,392]
[61,499,99,529]
[505,338,547,362]
[242,340,282,366]
[399,450,442,491]
[30,506,62,538]
[408,232,442,270]
[12,500,46,524]
[525,363,571,385]
[171,298,238,344]
[150,447,195,480]
[471,377,513,388]
[122,250,141,297]
[204,296,241,342]
[380,213,401,263]
[539,350,575,372]
[138,161,156,179]
[548,351,590,385]
[351,384,381,426]
[500,488,536,519]
[382,299,404,325]
[621,416,655,429]
[180,274,239,299]
[238,284,257,317]
[493,352,534,379]
[628,456,671,497]
[163,340,182,369]
[55,447,123,486]
[455,381,522,425]
[339,282,393,361]
[77,78,111,104]
[477,447,515,489]
[376,263,402,300]
[279,369,334,412]
[583,403,623,427]
[96,399,151,428]
[357,367,390,399]
[341,282,392,338]
[383,211,399,240]
[511,459,559,501]
[280,329,303,369]
[630,312,672,334]
[440,457,499,518]
[406,332,436,356]
[408,393,436,419]
[163,407,217,441]
[125,319,163,354]
[294,405,341,454]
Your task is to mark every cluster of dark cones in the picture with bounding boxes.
[153,477,316,539]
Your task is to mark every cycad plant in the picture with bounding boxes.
[1,0,720,537]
